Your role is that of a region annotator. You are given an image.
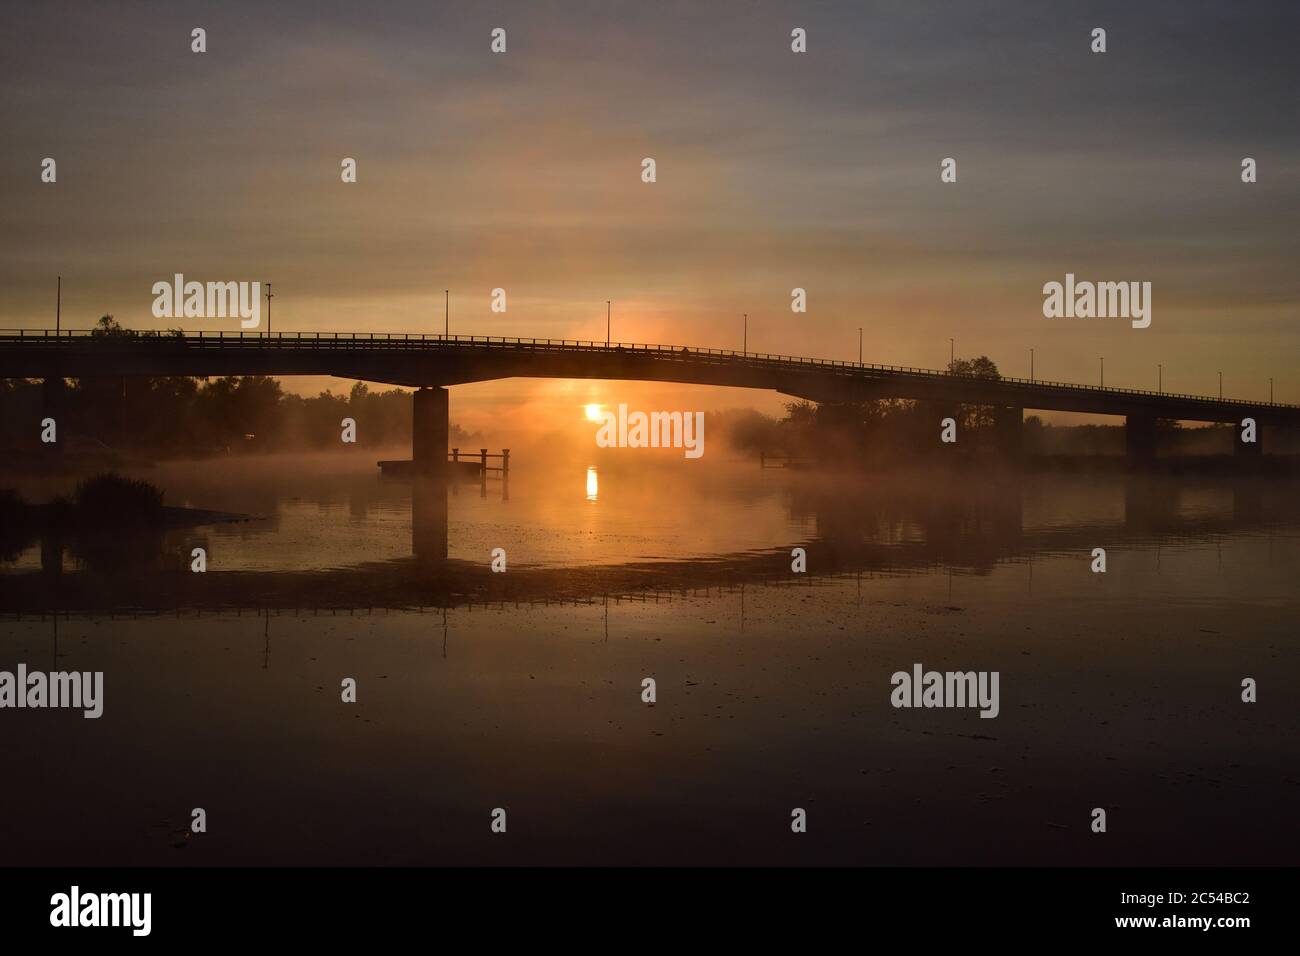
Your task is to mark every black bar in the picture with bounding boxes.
[0,866,1282,943]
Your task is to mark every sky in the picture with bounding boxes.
[2,0,1297,428]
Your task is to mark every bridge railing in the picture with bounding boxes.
[0,328,1293,410]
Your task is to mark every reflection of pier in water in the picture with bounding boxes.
[411,459,509,561]
[2,473,1292,616]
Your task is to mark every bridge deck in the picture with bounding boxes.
[1,329,1295,425]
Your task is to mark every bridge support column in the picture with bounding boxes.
[1125,414,1157,465]
[412,387,449,475]
[411,387,450,560]
[993,406,1023,459]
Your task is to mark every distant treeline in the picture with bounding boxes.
[710,355,1010,464]
[0,375,484,456]
[708,356,1241,463]
[715,403,1236,463]
[0,318,480,456]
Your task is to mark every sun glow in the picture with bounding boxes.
[584,403,604,422]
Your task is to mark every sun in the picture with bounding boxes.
[584,403,604,422]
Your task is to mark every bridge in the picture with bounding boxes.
[3,328,1296,467]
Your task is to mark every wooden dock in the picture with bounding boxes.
[379,448,510,478]
[759,451,812,470]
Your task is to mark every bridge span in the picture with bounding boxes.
[2,329,1295,467]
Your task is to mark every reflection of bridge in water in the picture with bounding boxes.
[2,473,1289,616]
[4,330,1298,465]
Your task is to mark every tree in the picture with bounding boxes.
[947,355,1001,380]
[946,355,1002,431]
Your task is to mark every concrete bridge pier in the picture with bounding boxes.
[412,387,449,474]
[1125,414,1158,465]
[411,387,450,561]
[993,406,1023,459]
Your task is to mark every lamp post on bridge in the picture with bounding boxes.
[743,314,747,355]
[1099,357,1104,388]
[1030,348,1034,383]
[1270,377,1274,403]
[949,338,954,370]
[265,283,273,335]
[445,289,449,338]
[55,275,61,335]
[1218,371,1222,399]
[1158,364,1162,394]
[606,301,611,347]
[858,327,862,366]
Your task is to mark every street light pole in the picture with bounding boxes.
[606,301,611,347]
[743,314,748,354]
[444,289,449,337]
[1218,371,1222,399]
[1270,377,1274,403]
[56,275,61,335]
[1158,364,1162,394]
[858,327,863,366]
[949,338,954,369]
[1030,348,1034,383]
[265,282,273,335]
[1099,357,1104,388]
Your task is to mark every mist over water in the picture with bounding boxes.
[1,450,1298,865]
[3,450,1294,574]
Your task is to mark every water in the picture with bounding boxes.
[1,453,1297,865]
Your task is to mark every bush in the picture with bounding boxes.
[73,473,164,526]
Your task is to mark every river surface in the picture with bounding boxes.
[1,453,1297,865]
